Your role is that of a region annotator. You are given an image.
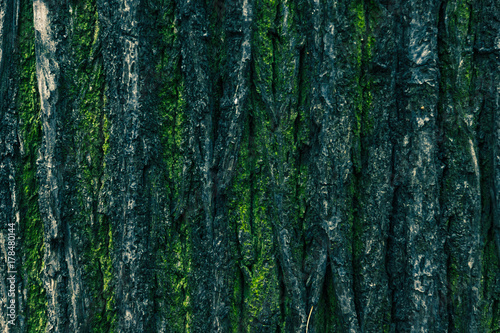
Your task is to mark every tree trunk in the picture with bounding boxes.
[2,0,500,332]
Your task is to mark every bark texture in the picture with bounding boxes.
[0,0,22,331]
[33,1,80,331]
[98,0,160,331]
[1,0,500,332]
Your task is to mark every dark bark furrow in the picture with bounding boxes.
[474,0,500,329]
[0,0,21,331]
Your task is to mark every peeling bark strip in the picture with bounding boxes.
[0,0,22,331]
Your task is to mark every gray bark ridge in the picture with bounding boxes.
[34,0,86,331]
[438,0,483,330]
[178,0,253,331]
[177,1,216,331]
[356,2,395,332]
[98,0,159,331]
[307,0,360,331]
[388,0,447,331]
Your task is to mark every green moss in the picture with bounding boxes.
[315,269,341,332]
[253,0,278,102]
[480,237,500,331]
[231,267,249,333]
[351,0,366,65]
[18,0,46,330]
[70,1,116,331]
[229,1,308,324]
[158,0,186,207]
[350,0,376,177]
[350,0,369,251]
[156,1,191,331]
[229,100,251,331]
[229,93,282,330]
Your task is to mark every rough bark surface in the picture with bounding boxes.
[98,0,160,331]
[34,0,86,331]
[0,0,22,332]
[1,0,500,332]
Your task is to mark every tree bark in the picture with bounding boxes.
[0,0,22,331]
[98,0,162,331]
[34,0,87,331]
[2,0,500,332]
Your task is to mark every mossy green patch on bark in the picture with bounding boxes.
[18,0,46,330]
[155,2,190,331]
[161,29,191,333]
[69,0,116,330]
[228,2,309,329]
[314,269,341,332]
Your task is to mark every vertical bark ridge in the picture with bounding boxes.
[98,0,159,330]
[178,1,216,331]
[0,0,21,331]
[306,0,363,331]
[474,0,500,330]
[438,0,482,330]
[353,1,395,332]
[33,0,85,331]
[389,0,447,331]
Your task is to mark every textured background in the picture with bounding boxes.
[0,0,499,332]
